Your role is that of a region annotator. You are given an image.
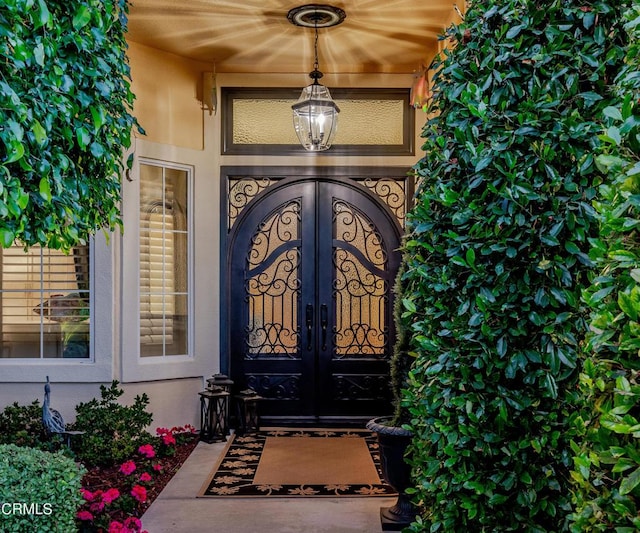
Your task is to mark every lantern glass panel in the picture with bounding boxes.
[292,83,340,151]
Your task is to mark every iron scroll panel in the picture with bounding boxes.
[244,200,302,359]
[228,182,318,416]
[227,175,409,230]
[314,182,401,415]
[332,199,389,359]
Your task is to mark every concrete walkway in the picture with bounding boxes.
[141,439,397,533]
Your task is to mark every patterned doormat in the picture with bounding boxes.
[199,428,396,497]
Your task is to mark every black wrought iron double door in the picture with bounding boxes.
[228,178,401,424]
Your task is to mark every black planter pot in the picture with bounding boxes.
[366,417,417,531]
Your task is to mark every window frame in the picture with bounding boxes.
[139,163,191,358]
[121,157,197,383]
[221,87,415,156]
[0,235,114,383]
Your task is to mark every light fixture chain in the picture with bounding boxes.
[313,16,319,73]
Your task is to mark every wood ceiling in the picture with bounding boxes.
[126,0,461,74]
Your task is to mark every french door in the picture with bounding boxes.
[226,176,402,425]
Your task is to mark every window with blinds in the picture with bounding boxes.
[0,244,90,359]
[139,163,189,357]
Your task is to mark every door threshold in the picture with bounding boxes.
[260,415,387,429]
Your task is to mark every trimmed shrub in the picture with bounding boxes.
[0,401,47,449]
[72,381,153,467]
[570,5,640,532]
[0,400,68,453]
[0,444,85,533]
[402,0,631,531]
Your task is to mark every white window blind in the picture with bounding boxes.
[139,163,189,357]
[0,244,90,359]
[140,188,175,346]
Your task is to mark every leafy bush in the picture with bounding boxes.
[0,401,47,449]
[0,443,85,533]
[0,400,69,453]
[402,0,631,530]
[72,381,153,467]
[389,258,417,427]
[0,0,141,250]
[570,6,640,531]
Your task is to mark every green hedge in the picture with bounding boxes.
[402,0,631,531]
[570,5,640,531]
[0,444,85,532]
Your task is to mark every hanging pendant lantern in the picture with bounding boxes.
[292,69,340,151]
[288,5,346,152]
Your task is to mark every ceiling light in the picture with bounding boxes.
[288,4,346,152]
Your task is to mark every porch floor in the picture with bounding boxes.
[141,439,396,532]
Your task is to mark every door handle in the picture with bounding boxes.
[320,304,328,351]
[306,303,314,351]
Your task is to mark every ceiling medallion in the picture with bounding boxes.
[287,4,346,29]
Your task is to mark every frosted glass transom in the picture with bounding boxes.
[232,98,405,146]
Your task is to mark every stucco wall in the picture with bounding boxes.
[127,41,210,150]
[1,378,203,432]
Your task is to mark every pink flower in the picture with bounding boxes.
[174,423,196,434]
[76,510,94,521]
[86,489,104,512]
[139,472,152,483]
[124,516,143,531]
[162,433,176,446]
[131,484,148,503]
[102,487,120,504]
[81,488,95,501]
[153,463,163,472]
[89,500,105,513]
[138,444,156,458]
[108,521,125,533]
[119,460,136,475]
[156,427,169,436]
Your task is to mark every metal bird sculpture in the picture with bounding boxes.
[43,376,66,435]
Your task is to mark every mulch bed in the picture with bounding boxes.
[81,438,199,514]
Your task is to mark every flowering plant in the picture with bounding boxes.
[108,517,147,533]
[155,425,198,455]
[137,444,155,459]
[76,424,198,532]
[130,485,147,504]
[77,446,153,532]
[119,461,136,476]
